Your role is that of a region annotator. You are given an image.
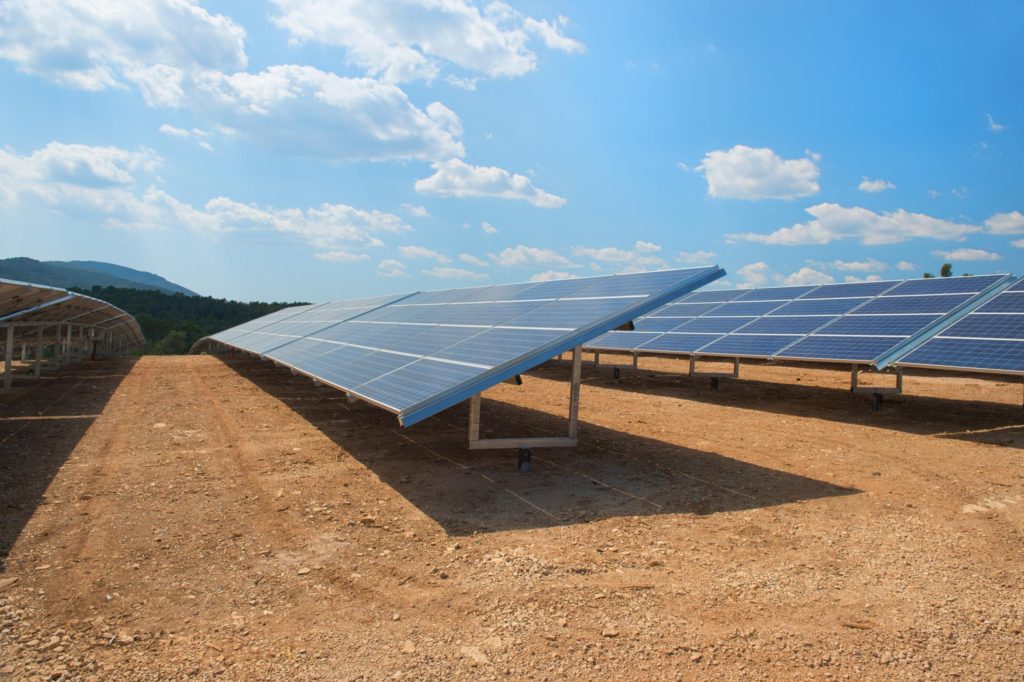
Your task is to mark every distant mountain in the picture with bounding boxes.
[0,257,198,296]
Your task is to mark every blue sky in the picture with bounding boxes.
[1,1,1021,301]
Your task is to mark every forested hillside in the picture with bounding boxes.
[73,286,307,354]
[1,257,196,295]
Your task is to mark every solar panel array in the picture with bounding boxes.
[587,274,1012,367]
[897,276,1024,375]
[198,266,724,425]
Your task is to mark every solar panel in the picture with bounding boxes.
[585,274,1013,367]
[197,266,724,425]
[896,276,1024,375]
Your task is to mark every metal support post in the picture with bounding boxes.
[468,345,583,469]
[593,350,600,367]
[33,326,43,378]
[3,326,13,392]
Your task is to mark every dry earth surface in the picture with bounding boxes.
[1,353,1022,680]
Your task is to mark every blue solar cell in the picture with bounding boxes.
[507,276,597,300]
[510,297,629,328]
[674,317,752,333]
[739,316,834,334]
[780,335,905,362]
[453,282,541,303]
[698,334,803,357]
[638,333,722,353]
[814,314,938,336]
[769,298,868,315]
[976,291,1024,313]
[683,289,746,303]
[314,348,414,390]
[801,281,897,299]
[633,318,687,332]
[649,302,723,317]
[374,325,481,355]
[432,327,564,367]
[588,331,663,350]
[706,301,783,317]
[855,294,972,315]
[898,337,1024,373]
[884,274,1004,296]
[734,285,818,301]
[941,313,1024,339]
[354,359,482,411]
[575,269,703,298]
[1008,278,1024,292]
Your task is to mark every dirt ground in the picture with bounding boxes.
[1,353,1022,680]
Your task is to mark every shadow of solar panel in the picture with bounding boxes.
[898,338,1024,373]
[814,314,938,336]
[698,334,803,357]
[780,335,907,362]
[638,333,723,353]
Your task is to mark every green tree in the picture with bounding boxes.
[940,263,953,277]
[923,272,934,278]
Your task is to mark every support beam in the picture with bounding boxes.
[688,356,740,388]
[33,326,43,378]
[468,345,583,466]
[3,325,13,392]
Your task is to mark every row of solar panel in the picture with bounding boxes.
[587,274,1023,370]
[203,266,725,425]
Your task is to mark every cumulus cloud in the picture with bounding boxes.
[727,203,982,246]
[931,248,1001,261]
[676,250,716,265]
[0,140,407,253]
[491,245,573,267]
[734,262,834,288]
[423,266,487,280]
[858,177,895,193]
[695,145,820,200]
[0,0,246,95]
[378,259,408,277]
[481,220,499,234]
[572,241,667,272]
[269,0,583,84]
[985,211,1024,234]
[827,258,887,272]
[458,253,488,267]
[529,270,575,282]
[897,260,918,271]
[159,123,190,138]
[315,250,370,262]
[398,245,451,263]
[193,66,465,162]
[401,203,429,217]
[415,158,565,207]
[844,275,882,283]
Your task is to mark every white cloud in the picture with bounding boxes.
[315,250,370,262]
[696,145,820,200]
[987,113,1005,133]
[423,266,487,280]
[159,123,190,138]
[0,0,246,93]
[931,248,1001,261]
[858,177,895,193]
[1013,239,1024,249]
[843,274,882,283]
[572,240,667,272]
[415,158,565,208]
[401,203,429,217]
[0,140,408,254]
[985,211,1024,235]
[728,203,982,246]
[458,253,488,267]
[734,262,772,288]
[734,261,834,289]
[897,260,917,271]
[676,249,716,265]
[491,245,573,267]
[193,66,465,162]
[378,259,408,277]
[481,220,499,234]
[529,270,575,282]
[828,258,887,272]
[398,245,451,263]
[269,0,583,84]
[778,267,834,286]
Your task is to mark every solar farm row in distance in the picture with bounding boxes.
[197,266,724,426]
[897,276,1024,375]
[586,274,1013,367]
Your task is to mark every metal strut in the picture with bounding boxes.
[468,345,583,469]
[850,364,903,411]
[688,356,740,389]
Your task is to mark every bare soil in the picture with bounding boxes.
[1,353,1022,680]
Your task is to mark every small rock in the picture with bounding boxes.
[152,423,167,429]
[691,653,702,663]
[115,631,134,645]
[0,577,18,590]
[601,624,619,638]
[392,613,401,621]
[460,645,489,666]
[297,567,311,576]
[400,640,415,654]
